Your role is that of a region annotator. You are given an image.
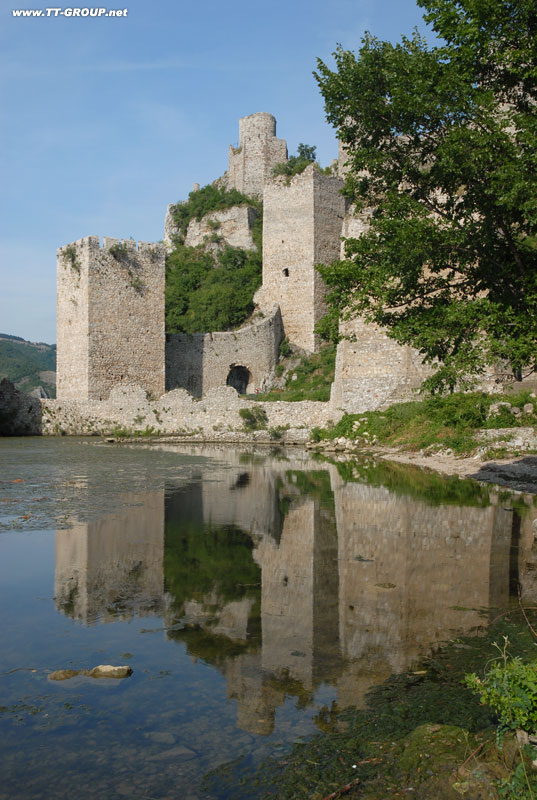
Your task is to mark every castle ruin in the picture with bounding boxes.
[57,236,165,402]
[55,112,432,412]
[225,111,288,198]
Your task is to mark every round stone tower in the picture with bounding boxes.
[227,112,288,198]
[238,112,277,144]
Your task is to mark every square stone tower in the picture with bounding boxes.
[56,236,165,401]
[227,112,288,198]
[258,165,346,353]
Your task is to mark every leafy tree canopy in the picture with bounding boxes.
[165,243,262,334]
[315,0,537,391]
[165,183,263,334]
[273,143,318,178]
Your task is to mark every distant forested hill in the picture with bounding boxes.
[0,335,56,397]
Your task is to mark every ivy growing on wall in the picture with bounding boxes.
[62,244,81,275]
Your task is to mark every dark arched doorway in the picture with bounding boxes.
[226,365,251,395]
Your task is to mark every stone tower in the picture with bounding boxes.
[226,112,288,198]
[257,165,346,353]
[56,235,165,402]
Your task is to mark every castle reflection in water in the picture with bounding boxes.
[54,447,537,736]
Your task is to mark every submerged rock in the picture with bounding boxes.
[48,669,81,681]
[147,744,197,762]
[89,665,133,679]
[48,664,132,681]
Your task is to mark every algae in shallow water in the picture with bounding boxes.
[206,610,537,799]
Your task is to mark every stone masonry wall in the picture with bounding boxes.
[340,203,372,248]
[56,236,165,402]
[56,238,90,400]
[226,112,288,199]
[331,181,432,412]
[257,166,346,353]
[165,305,283,396]
[330,316,432,413]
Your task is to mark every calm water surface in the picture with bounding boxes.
[0,438,531,799]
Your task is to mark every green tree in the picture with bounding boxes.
[297,143,317,162]
[315,0,537,391]
[165,182,263,334]
[272,143,318,178]
[165,244,262,333]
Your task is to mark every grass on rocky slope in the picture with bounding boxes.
[254,343,336,402]
[312,389,537,455]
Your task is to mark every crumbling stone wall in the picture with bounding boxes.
[257,166,346,353]
[225,112,288,198]
[165,305,283,396]
[56,236,165,402]
[330,316,432,413]
[41,383,340,436]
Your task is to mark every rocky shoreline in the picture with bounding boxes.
[4,375,537,493]
[102,429,537,494]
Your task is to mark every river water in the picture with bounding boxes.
[0,438,534,799]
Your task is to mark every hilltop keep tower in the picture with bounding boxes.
[257,165,346,353]
[56,236,165,402]
[226,112,288,198]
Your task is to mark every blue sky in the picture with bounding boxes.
[1,0,429,343]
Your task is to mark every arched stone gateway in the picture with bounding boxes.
[227,365,251,395]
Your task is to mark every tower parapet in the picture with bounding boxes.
[56,235,165,402]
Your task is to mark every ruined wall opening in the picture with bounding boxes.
[226,365,251,395]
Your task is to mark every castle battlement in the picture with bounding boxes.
[58,235,164,258]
